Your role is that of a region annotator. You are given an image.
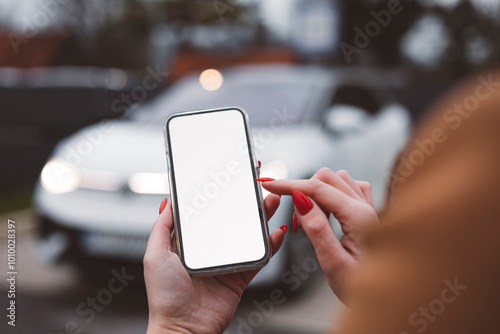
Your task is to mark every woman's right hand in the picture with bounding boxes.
[260,168,380,301]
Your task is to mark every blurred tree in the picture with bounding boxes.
[339,0,500,75]
[59,0,258,68]
[2,0,498,73]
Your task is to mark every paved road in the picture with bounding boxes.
[0,210,344,334]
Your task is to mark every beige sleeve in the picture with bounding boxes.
[335,71,500,334]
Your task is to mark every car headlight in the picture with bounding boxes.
[259,160,289,197]
[40,159,80,194]
[128,172,170,195]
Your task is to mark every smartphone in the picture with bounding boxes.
[163,107,271,275]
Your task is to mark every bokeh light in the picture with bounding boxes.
[199,69,223,91]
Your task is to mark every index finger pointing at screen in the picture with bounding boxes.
[261,179,353,218]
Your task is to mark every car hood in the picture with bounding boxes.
[54,120,167,176]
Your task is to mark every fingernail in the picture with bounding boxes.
[293,213,298,234]
[256,177,275,182]
[279,225,288,233]
[159,197,168,214]
[258,160,261,169]
[292,190,313,215]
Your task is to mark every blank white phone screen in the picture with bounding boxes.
[167,109,266,270]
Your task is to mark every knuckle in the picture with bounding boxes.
[318,166,332,174]
[355,203,378,223]
[308,178,325,197]
[307,215,327,236]
[314,167,332,179]
[344,201,363,220]
[356,203,371,216]
[336,169,349,178]
[358,181,372,191]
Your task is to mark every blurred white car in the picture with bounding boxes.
[35,64,410,286]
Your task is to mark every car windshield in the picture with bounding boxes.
[132,82,314,127]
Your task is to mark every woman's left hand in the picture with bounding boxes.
[144,194,286,334]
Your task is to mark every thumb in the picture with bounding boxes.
[145,199,174,260]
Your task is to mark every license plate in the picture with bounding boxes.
[80,232,148,260]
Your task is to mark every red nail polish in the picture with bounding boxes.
[159,197,168,214]
[256,177,275,182]
[293,212,298,234]
[258,160,261,169]
[279,225,288,233]
[292,190,313,215]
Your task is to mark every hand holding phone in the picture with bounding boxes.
[144,173,285,334]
